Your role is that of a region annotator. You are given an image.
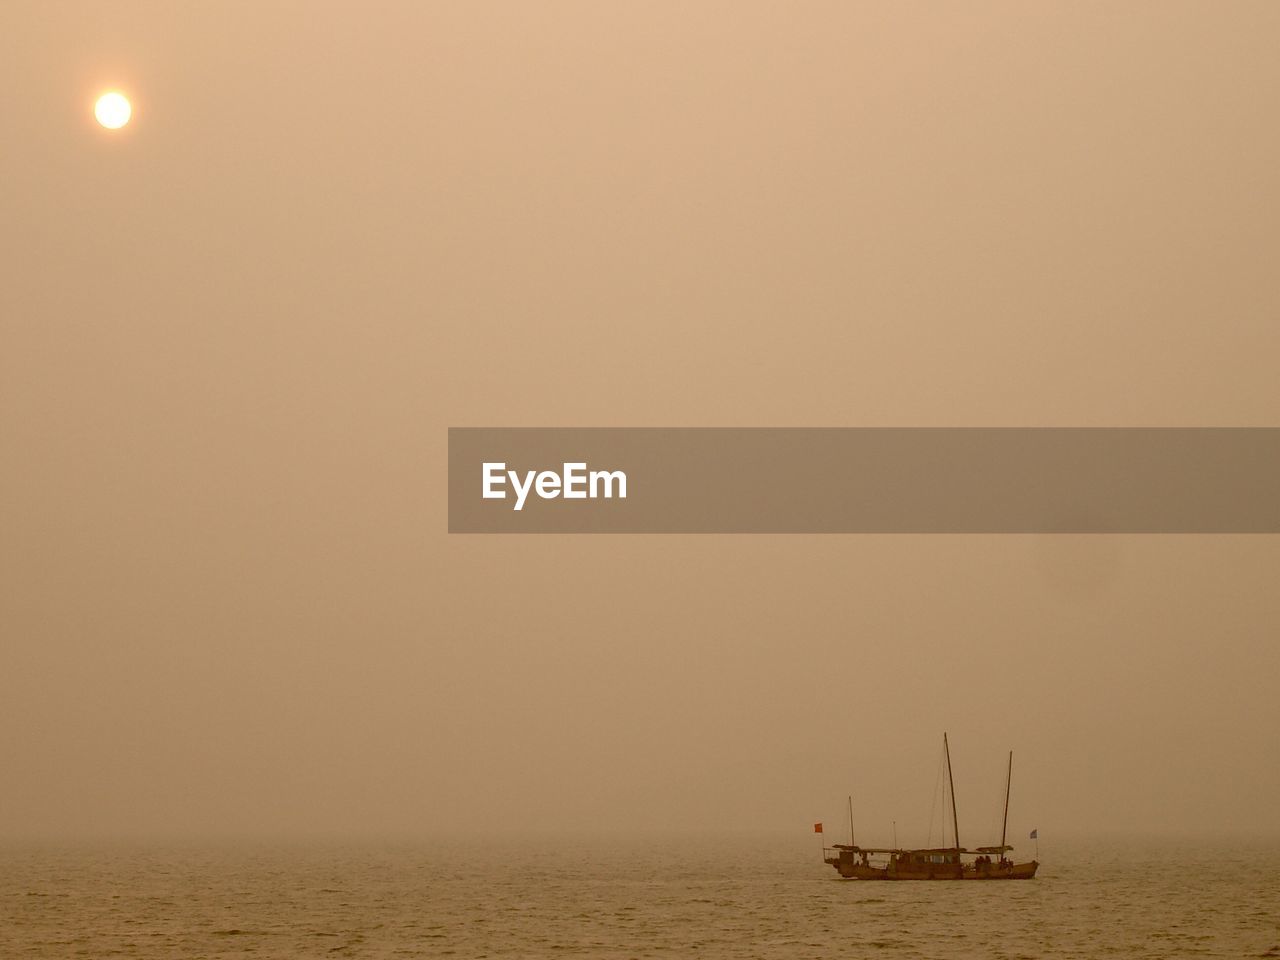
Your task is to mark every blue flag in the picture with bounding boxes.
[1029,829,1038,839]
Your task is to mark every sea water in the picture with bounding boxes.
[3,835,1276,958]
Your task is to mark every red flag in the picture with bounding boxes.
[814,822,823,834]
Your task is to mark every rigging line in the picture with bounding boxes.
[944,733,959,851]
[927,741,945,850]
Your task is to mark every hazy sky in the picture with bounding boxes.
[2,2,1278,843]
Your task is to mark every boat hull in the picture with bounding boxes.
[964,860,1038,880]
[884,861,1039,881]
[827,854,1039,880]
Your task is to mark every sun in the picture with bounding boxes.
[94,92,132,129]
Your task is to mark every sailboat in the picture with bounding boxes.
[823,733,1039,880]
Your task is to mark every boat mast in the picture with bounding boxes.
[848,795,855,847]
[943,732,960,850]
[1000,750,1012,852]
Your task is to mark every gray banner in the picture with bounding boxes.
[448,428,1280,533]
